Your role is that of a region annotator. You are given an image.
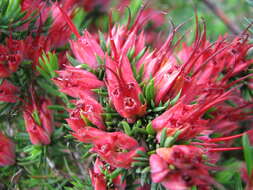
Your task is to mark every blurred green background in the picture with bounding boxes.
[155,0,252,39]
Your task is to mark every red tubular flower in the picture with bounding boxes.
[58,5,105,69]
[23,35,51,66]
[0,80,19,103]
[67,95,105,130]
[89,158,126,190]
[47,6,73,48]
[91,131,145,168]
[152,89,231,141]
[71,127,106,143]
[72,127,145,168]
[70,30,105,69]
[151,101,207,141]
[106,55,146,122]
[0,132,15,166]
[23,93,54,145]
[89,158,107,190]
[0,37,24,77]
[53,65,104,98]
[150,145,212,190]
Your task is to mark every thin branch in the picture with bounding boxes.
[201,0,241,34]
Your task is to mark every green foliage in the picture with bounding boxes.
[242,134,253,176]
[37,52,59,79]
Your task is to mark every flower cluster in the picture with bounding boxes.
[50,7,253,189]
[0,0,252,189]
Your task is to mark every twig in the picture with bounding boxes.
[201,0,241,34]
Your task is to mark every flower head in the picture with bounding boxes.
[106,55,146,122]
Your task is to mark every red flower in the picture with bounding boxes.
[0,37,24,77]
[89,158,126,190]
[71,127,106,144]
[150,145,212,190]
[91,131,145,168]
[72,127,145,168]
[152,89,231,141]
[89,158,107,190]
[23,35,51,65]
[67,95,105,130]
[0,80,19,103]
[53,65,104,98]
[70,30,105,69]
[23,93,53,145]
[48,0,79,48]
[106,55,146,122]
[0,132,15,166]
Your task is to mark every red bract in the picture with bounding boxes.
[0,80,19,103]
[0,37,24,77]
[23,95,53,145]
[0,132,15,166]
[106,55,146,122]
[53,65,104,98]
[150,145,212,190]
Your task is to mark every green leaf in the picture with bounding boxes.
[37,80,61,97]
[160,128,167,147]
[164,130,181,147]
[170,89,182,106]
[96,55,104,66]
[120,121,132,136]
[242,134,253,176]
[146,122,155,135]
[136,150,148,158]
[134,47,146,63]
[66,53,82,66]
[99,31,107,52]
[128,0,142,24]
[234,173,243,190]
[37,52,59,79]
[127,47,135,61]
[145,78,155,104]
[110,168,124,179]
